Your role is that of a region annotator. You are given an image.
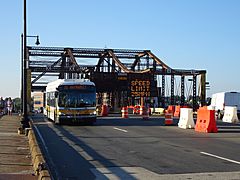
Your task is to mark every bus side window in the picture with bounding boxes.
[47,93,50,106]
[50,92,55,107]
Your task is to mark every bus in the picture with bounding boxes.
[44,79,96,124]
[32,92,44,113]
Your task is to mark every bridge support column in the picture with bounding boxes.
[181,75,185,105]
[161,73,165,108]
[171,74,174,105]
[193,75,197,110]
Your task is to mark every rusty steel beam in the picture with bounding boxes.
[28,46,207,106]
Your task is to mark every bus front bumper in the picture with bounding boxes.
[58,115,96,124]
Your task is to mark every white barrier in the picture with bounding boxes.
[150,108,165,115]
[178,108,195,129]
[222,106,239,123]
[207,105,216,110]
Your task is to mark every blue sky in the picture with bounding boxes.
[1,0,240,98]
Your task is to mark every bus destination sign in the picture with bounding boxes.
[59,85,94,90]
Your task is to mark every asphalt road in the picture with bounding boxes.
[31,114,240,180]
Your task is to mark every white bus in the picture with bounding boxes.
[44,79,96,124]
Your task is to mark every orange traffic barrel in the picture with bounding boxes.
[121,107,129,118]
[165,112,173,125]
[142,107,149,120]
[140,106,144,115]
[101,105,108,116]
[133,105,140,114]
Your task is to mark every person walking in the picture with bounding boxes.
[0,97,4,115]
[7,97,13,116]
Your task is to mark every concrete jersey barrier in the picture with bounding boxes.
[222,106,239,123]
[178,108,195,129]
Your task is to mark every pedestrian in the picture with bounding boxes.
[7,97,13,116]
[0,97,4,115]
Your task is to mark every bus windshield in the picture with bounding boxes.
[58,90,96,108]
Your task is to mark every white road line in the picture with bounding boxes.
[113,127,128,133]
[200,151,240,165]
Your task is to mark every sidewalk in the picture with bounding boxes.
[0,114,37,180]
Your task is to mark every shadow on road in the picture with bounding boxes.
[33,114,140,179]
[56,125,140,179]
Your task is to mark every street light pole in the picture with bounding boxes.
[21,34,23,113]
[21,0,29,129]
[20,0,41,131]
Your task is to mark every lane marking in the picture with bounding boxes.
[200,151,240,165]
[113,127,128,133]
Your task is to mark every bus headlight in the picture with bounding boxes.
[90,111,96,115]
[59,112,65,116]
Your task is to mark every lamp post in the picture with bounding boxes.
[26,35,40,45]
[21,34,23,113]
[20,34,40,114]
[21,0,40,130]
[21,0,28,129]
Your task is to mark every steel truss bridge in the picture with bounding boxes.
[27,46,206,109]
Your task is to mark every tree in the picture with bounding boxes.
[13,98,21,113]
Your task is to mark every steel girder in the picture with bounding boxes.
[28,46,207,107]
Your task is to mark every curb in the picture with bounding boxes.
[27,122,52,180]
